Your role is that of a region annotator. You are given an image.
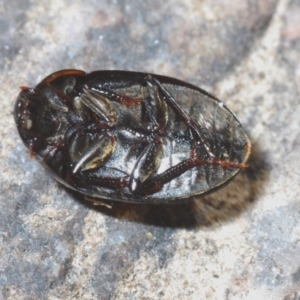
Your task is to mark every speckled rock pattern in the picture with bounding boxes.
[1,0,300,299]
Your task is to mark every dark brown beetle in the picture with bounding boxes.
[14,70,251,204]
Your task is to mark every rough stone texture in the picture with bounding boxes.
[1,0,299,299]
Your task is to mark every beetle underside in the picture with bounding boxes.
[15,70,251,204]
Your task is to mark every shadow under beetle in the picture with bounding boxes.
[14,70,251,204]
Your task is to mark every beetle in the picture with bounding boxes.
[14,69,251,204]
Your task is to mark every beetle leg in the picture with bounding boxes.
[129,137,164,194]
[87,86,143,107]
[79,88,117,126]
[151,76,215,159]
[142,75,168,132]
[137,158,196,195]
[68,131,117,174]
[73,166,130,190]
[139,155,249,195]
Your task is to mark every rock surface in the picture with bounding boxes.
[1,0,300,299]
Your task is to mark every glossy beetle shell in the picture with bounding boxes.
[14,69,251,204]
